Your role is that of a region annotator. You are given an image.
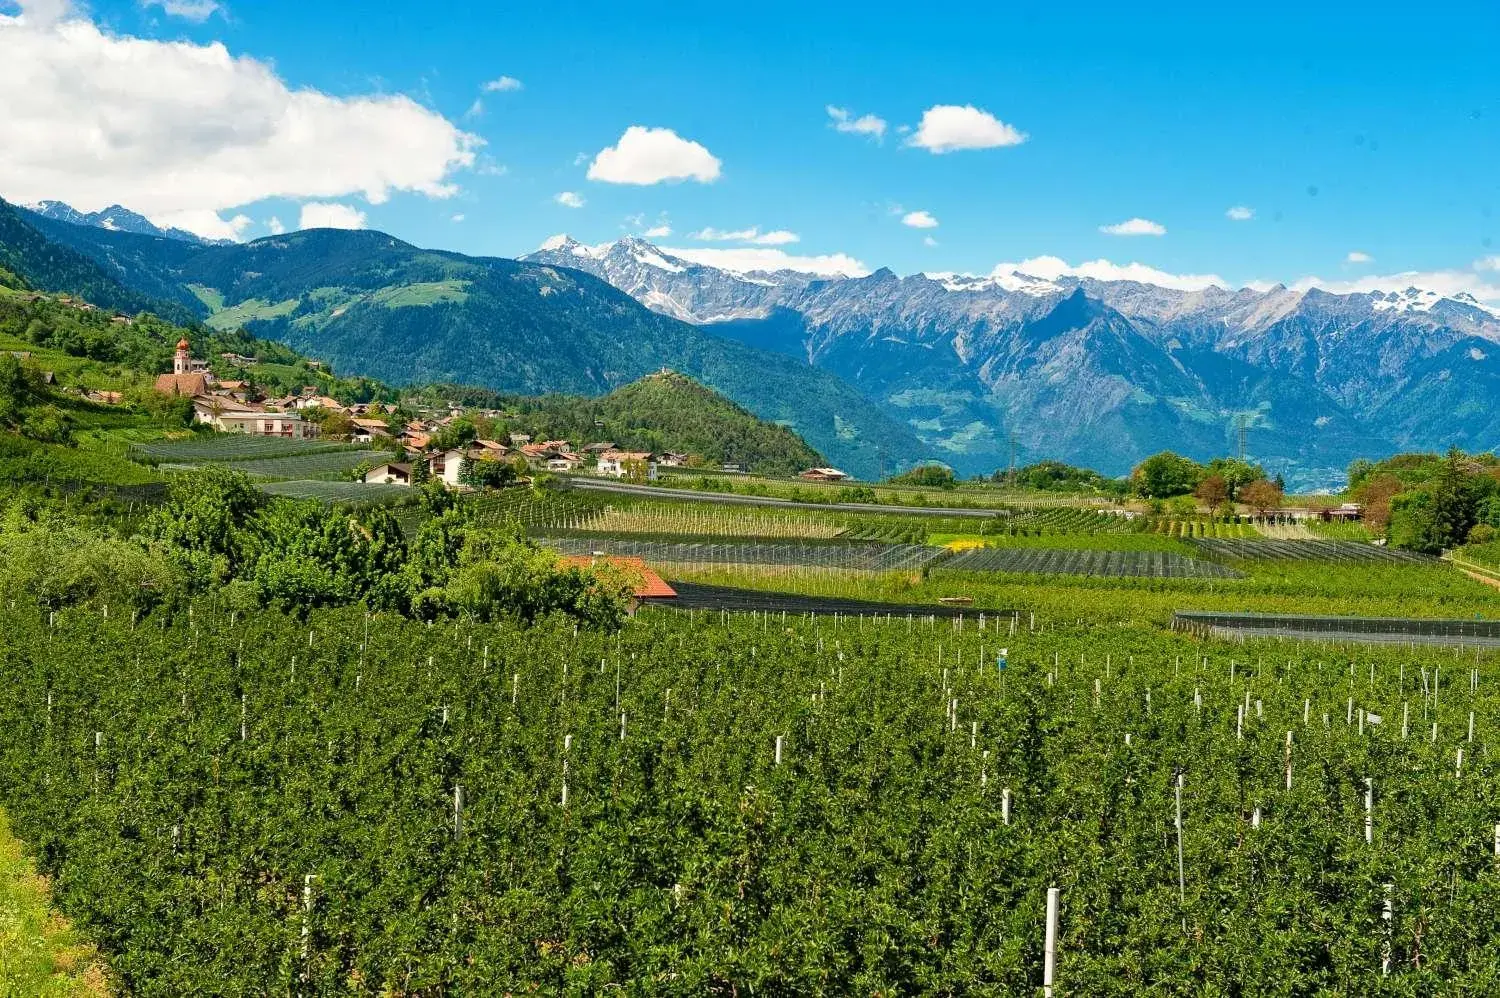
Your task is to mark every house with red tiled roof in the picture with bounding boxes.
[558,555,676,600]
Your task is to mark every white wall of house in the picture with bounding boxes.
[428,449,467,486]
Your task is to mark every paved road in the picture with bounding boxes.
[564,477,1008,519]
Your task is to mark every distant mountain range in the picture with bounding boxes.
[25,200,226,246]
[10,196,1497,488]
[0,198,925,478]
[525,236,1500,489]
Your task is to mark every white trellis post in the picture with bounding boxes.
[1365,778,1373,845]
[1175,772,1187,929]
[774,735,784,766]
[453,785,464,838]
[1043,887,1060,998]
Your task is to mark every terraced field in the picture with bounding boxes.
[258,480,415,504]
[537,537,947,574]
[1194,539,1435,564]
[226,449,393,481]
[130,436,365,463]
[935,546,1243,579]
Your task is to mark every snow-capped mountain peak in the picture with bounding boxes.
[22,199,222,245]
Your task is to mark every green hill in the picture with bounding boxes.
[6,205,928,478]
[423,370,826,476]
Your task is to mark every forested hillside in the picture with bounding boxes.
[416,370,824,475]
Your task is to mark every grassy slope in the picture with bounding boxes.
[0,811,108,996]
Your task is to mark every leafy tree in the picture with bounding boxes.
[1131,452,1204,498]
[139,466,263,586]
[1194,474,1229,514]
[1204,458,1265,499]
[460,457,518,490]
[890,464,957,489]
[1239,479,1284,516]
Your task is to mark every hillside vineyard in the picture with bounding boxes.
[9,596,1500,993]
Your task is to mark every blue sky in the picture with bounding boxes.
[3,0,1499,298]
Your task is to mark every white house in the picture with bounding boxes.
[212,409,314,439]
[596,450,652,478]
[427,448,467,487]
[364,463,413,486]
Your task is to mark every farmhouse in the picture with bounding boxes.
[364,463,413,486]
[427,448,468,487]
[597,450,652,478]
[799,467,850,483]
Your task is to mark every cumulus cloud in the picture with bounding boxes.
[662,246,867,277]
[1226,205,1254,221]
[907,104,1026,153]
[265,216,285,235]
[150,208,251,241]
[989,255,1225,291]
[299,202,367,230]
[450,213,465,223]
[1099,218,1166,237]
[587,126,721,185]
[142,0,223,21]
[690,226,799,245]
[901,210,939,229]
[554,191,585,208]
[1476,256,1500,272]
[0,9,479,240]
[1346,251,1373,264]
[826,105,887,141]
[483,75,522,93]
[643,224,672,238]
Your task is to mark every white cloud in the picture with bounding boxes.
[690,226,799,245]
[662,246,868,277]
[299,202,366,230]
[450,213,465,223]
[465,98,484,119]
[643,225,671,238]
[265,216,284,235]
[554,191,585,208]
[0,10,479,240]
[142,0,223,21]
[1346,251,1373,264]
[1476,256,1500,272]
[5,0,70,26]
[482,75,522,93]
[149,208,249,241]
[825,105,886,141]
[990,255,1226,291]
[907,104,1026,153]
[901,210,938,229]
[1226,205,1254,221]
[1099,218,1166,237]
[587,126,721,185]
[923,236,938,248]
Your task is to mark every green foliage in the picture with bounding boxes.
[0,500,180,610]
[1385,451,1496,553]
[460,457,518,490]
[1000,460,1129,496]
[887,463,957,489]
[1130,451,1204,498]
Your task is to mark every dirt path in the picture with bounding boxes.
[0,810,109,996]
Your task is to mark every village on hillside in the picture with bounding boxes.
[150,338,851,488]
